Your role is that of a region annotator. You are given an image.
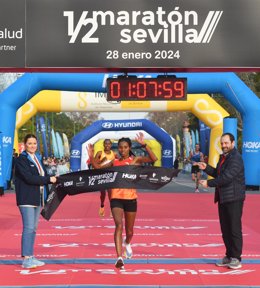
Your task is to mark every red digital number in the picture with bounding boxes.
[107,77,186,101]
[137,81,146,98]
[110,81,121,99]
[163,81,173,98]
[174,81,184,98]
[149,81,158,96]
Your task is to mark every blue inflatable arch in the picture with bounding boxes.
[0,72,260,186]
[70,119,174,171]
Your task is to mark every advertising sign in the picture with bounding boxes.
[0,0,259,70]
[0,0,25,68]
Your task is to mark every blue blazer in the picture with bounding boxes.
[15,151,51,206]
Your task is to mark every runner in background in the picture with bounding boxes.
[94,139,116,217]
[188,143,204,193]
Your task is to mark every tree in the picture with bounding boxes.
[18,111,100,143]
[147,111,189,138]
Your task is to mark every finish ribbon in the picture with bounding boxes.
[41,165,179,220]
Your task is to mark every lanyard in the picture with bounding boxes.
[32,155,45,176]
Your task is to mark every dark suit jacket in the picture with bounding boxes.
[205,148,246,204]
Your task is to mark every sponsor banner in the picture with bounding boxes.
[0,0,260,69]
[60,165,179,194]
[41,165,179,220]
[70,149,81,158]
[101,121,143,130]
[243,140,260,153]
[0,0,25,67]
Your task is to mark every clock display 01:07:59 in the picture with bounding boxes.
[106,77,187,101]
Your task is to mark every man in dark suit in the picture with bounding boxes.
[196,133,245,269]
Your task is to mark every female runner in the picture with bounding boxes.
[88,132,157,269]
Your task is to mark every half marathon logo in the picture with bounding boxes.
[63,7,223,44]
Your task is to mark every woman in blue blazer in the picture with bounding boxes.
[15,134,57,269]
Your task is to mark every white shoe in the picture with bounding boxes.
[124,238,133,259]
[115,256,124,269]
[31,257,45,267]
[22,257,37,269]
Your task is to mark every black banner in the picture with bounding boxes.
[0,0,260,69]
[41,165,179,220]
[41,184,67,221]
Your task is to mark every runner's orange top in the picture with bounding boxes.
[110,156,137,200]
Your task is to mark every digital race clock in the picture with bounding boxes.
[106,76,187,101]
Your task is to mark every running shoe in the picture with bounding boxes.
[215,256,231,267]
[227,258,242,269]
[99,207,105,217]
[195,188,200,193]
[22,257,37,269]
[115,257,124,269]
[124,238,133,259]
[31,257,45,267]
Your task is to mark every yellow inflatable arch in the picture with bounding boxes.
[16,91,229,167]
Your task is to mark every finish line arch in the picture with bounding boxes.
[15,91,228,170]
[0,72,260,187]
[70,119,174,171]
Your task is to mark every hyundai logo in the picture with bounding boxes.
[163,150,172,156]
[71,150,80,156]
[102,122,113,129]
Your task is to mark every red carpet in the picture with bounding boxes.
[0,191,260,287]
